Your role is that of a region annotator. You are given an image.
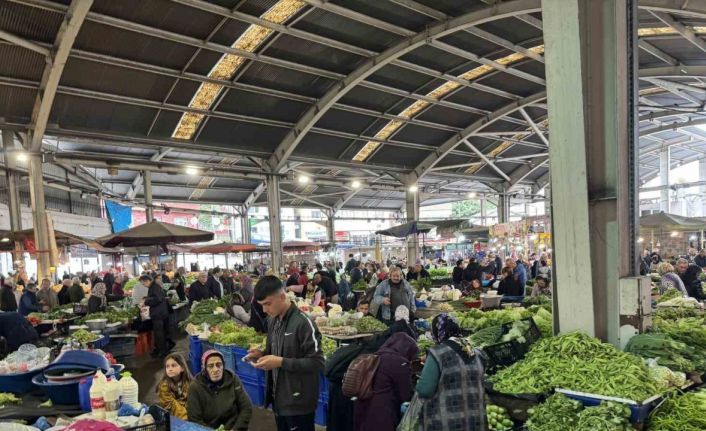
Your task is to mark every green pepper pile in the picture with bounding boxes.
[72,329,100,343]
[486,404,513,430]
[322,337,337,358]
[354,316,387,333]
[451,308,531,333]
[649,389,706,430]
[490,332,663,401]
[0,392,21,406]
[526,394,631,431]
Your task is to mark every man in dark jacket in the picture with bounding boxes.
[452,260,464,287]
[188,272,212,305]
[344,254,357,275]
[19,283,43,316]
[350,261,364,285]
[248,276,324,431]
[207,268,224,299]
[313,272,338,304]
[140,275,169,358]
[0,280,17,312]
[676,258,705,300]
[695,249,706,269]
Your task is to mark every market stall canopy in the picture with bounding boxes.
[191,242,258,254]
[457,225,491,241]
[425,219,474,237]
[375,221,435,238]
[96,220,214,248]
[283,240,321,252]
[639,213,705,230]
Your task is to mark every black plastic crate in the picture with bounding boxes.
[484,340,527,371]
[124,405,170,431]
[104,335,137,358]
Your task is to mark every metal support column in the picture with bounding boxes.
[325,209,336,249]
[266,175,283,274]
[143,170,154,222]
[497,193,510,223]
[28,153,52,280]
[659,148,670,213]
[2,130,22,233]
[240,206,251,244]
[544,187,552,217]
[699,160,706,217]
[405,187,420,264]
[543,0,638,342]
[480,198,487,225]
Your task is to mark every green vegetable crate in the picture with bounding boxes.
[555,388,662,424]
[484,380,549,422]
[484,318,541,372]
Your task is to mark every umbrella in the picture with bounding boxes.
[375,221,435,238]
[191,242,258,254]
[96,220,214,248]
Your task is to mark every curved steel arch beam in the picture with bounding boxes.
[265,0,542,172]
[410,91,546,182]
[638,0,706,19]
[640,118,706,137]
[639,65,706,79]
[27,0,93,151]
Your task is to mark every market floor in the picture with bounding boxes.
[129,332,325,430]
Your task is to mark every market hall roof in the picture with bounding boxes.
[1,0,706,211]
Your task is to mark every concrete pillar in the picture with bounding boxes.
[480,199,487,225]
[497,193,510,223]
[240,206,251,244]
[266,175,283,274]
[27,153,52,280]
[544,0,638,342]
[659,148,670,213]
[544,187,551,217]
[143,170,154,222]
[325,209,336,249]
[2,131,22,232]
[699,160,706,217]
[405,187,419,264]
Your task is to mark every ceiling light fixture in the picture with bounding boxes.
[16,152,28,162]
[298,175,310,184]
[185,166,199,176]
[351,180,361,189]
[408,185,418,193]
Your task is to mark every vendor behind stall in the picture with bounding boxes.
[68,276,85,303]
[37,278,58,310]
[0,279,17,312]
[19,283,43,316]
[88,282,108,314]
[187,349,252,430]
[57,278,71,305]
[0,312,39,352]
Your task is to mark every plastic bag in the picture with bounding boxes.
[397,393,423,431]
[140,306,150,321]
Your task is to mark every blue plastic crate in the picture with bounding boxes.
[240,375,265,407]
[215,343,236,373]
[0,368,43,394]
[233,346,265,382]
[319,372,329,401]
[189,336,202,359]
[557,389,661,423]
[315,397,328,426]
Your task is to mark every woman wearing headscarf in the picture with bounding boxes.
[87,282,107,314]
[353,332,418,431]
[416,313,487,431]
[657,261,688,296]
[236,274,254,312]
[186,349,252,430]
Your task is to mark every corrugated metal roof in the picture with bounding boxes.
[0,44,45,81]
[0,1,63,43]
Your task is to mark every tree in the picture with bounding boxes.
[451,200,481,218]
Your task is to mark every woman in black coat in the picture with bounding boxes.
[452,260,464,287]
[0,281,17,312]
